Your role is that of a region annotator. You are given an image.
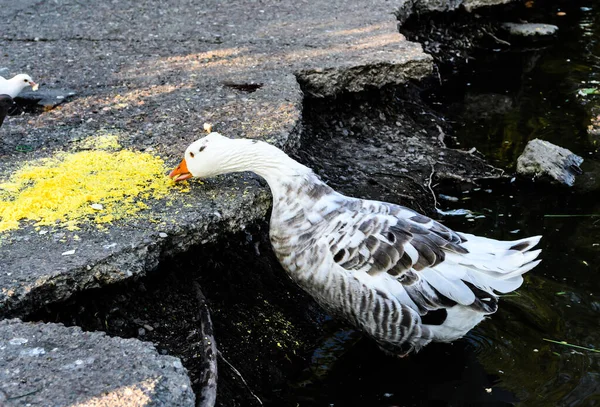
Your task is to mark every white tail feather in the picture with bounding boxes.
[426,234,541,303]
[420,268,475,305]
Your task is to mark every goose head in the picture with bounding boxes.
[169,132,240,181]
[169,132,310,186]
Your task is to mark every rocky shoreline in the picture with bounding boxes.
[0,0,561,405]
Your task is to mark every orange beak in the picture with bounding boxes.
[169,158,193,182]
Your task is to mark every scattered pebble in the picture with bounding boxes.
[485,388,492,394]
[61,249,76,256]
[90,203,103,211]
[510,229,520,234]
[533,348,539,352]
[9,338,28,345]
[557,11,566,16]
[159,232,168,238]
[20,347,46,357]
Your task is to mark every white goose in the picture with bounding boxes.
[0,74,39,98]
[170,133,541,355]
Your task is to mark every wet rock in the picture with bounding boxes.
[299,85,505,216]
[502,23,559,37]
[516,139,583,186]
[0,319,195,407]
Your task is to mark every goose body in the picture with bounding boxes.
[170,133,541,355]
[0,74,38,98]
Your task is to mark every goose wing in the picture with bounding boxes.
[323,199,541,316]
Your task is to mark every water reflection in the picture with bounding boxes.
[440,184,600,407]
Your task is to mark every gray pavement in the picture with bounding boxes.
[0,0,434,318]
[0,319,195,406]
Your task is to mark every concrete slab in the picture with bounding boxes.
[0,0,433,317]
[0,319,194,406]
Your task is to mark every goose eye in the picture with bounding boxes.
[189,152,195,158]
[23,79,28,82]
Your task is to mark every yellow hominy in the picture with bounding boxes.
[0,148,182,232]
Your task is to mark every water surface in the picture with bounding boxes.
[289,2,600,406]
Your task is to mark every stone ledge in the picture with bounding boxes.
[0,319,195,407]
[0,0,434,318]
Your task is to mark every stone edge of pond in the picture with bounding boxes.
[0,318,196,407]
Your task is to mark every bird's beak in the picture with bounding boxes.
[30,81,39,91]
[169,158,193,182]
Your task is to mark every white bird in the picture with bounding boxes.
[0,74,39,98]
[170,133,542,355]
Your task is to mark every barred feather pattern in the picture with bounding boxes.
[178,135,542,356]
[269,174,541,355]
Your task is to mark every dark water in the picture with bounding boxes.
[287,2,600,406]
[427,1,600,169]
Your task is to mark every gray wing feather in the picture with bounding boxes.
[331,203,467,277]
[325,200,496,315]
